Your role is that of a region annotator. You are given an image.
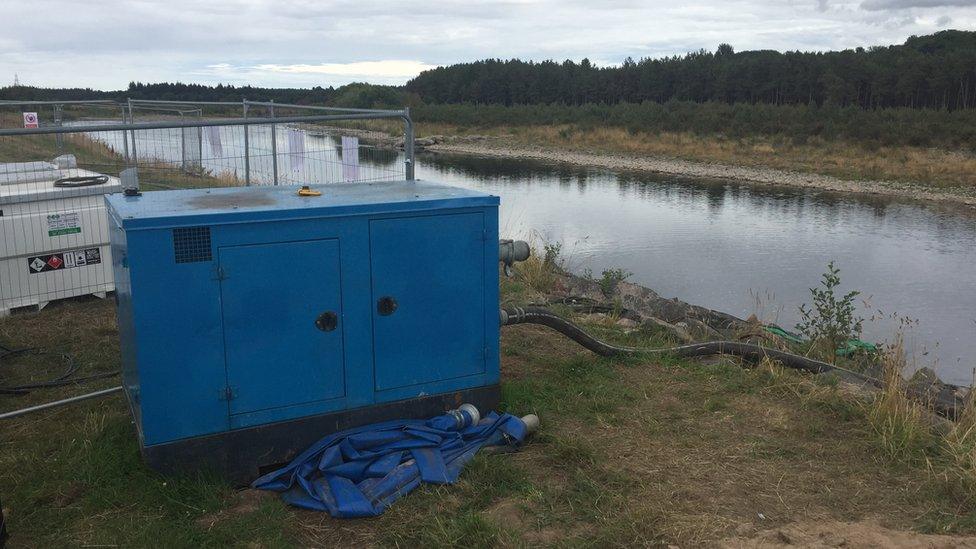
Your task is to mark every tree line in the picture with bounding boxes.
[3,31,974,149]
[413,101,976,150]
[0,82,405,109]
[406,30,976,110]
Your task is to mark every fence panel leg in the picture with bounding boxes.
[404,109,415,181]
[243,99,251,186]
[55,104,64,154]
[269,101,279,185]
[180,114,187,172]
[121,108,130,164]
[127,98,137,167]
[271,123,278,185]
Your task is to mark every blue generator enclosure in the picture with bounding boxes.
[105,181,501,482]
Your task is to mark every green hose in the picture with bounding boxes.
[762,325,877,357]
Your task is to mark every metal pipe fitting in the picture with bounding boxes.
[520,414,540,435]
[499,239,531,276]
[459,403,481,426]
[448,403,481,429]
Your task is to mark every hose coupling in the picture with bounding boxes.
[448,403,481,429]
[499,239,530,277]
[500,306,528,326]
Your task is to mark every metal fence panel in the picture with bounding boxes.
[182,126,203,172]
[0,100,414,314]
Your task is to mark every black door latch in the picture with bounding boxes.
[377,296,398,316]
[315,311,338,332]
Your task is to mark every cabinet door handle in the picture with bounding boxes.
[315,311,338,332]
[377,296,398,316]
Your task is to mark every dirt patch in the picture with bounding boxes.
[485,498,525,529]
[195,489,275,531]
[185,191,277,209]
[486,496,593,546]
[54,482,87,508]
[31,481,87,508]
[716,520,976,548]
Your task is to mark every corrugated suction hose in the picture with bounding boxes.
[500,305,964,418]
[501,306,837,374]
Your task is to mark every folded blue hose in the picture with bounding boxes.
[251,408,528,518]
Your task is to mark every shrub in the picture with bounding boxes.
[599,268,631,297]
[796,261,864,358]
[543,242,563,270]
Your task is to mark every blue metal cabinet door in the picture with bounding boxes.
[219,239,345,417]
[370,212,485,391]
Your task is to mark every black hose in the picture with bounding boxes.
[53,175,109,188]
[502,306,840,374]
[0,342,119,395]
[501,306,965,418]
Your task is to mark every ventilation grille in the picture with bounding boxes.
[173,227,212,264]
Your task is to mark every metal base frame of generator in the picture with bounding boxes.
[140,385,501,486]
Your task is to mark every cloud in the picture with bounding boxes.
[2,0,976,90]
[861,0,976,10]
[937,13,954,22]
[253,61,439,78]
[191,61,439,87]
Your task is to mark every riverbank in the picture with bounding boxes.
[420,132,976,207]
[341,120,976,206]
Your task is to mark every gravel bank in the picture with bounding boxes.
[425,139,976,207]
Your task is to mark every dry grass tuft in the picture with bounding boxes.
[866,338,934,462]
[511,236,566,296]
[514,254,557,296]
[940,388,976,502]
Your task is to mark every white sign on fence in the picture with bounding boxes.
[288,129,305,174]
[204,126,223,158]
[341,136,360,182]
[22,112,38,128]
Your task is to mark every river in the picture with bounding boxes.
[418,153,976,386]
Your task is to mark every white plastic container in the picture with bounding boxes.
[0,167,122,315]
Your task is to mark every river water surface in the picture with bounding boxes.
[416,153,976,386]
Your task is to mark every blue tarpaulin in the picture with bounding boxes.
[251,408,528,518]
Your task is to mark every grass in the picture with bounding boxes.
[348,117,976,192]
[503,125,976,191]
[943,391,976,504]
[509,251,558,298]
[2,285,976,546]
[866,338,937,463]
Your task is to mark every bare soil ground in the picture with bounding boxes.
[717,520,976,548]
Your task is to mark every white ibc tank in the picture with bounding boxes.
[0,165,122,315]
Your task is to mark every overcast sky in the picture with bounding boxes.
[2,0,974,90]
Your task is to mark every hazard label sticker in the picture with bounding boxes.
[47,212,82,237]
[27,248,101,274]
